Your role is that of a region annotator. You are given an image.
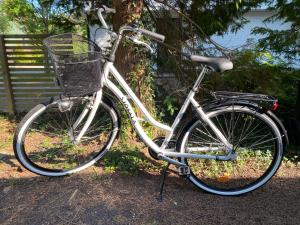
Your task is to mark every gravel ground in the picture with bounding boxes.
[0,162,299,225]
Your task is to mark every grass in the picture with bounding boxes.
[0,114,299,177]
[102,143,165,175]
[0,135,12,150]
[0,115,14,152]
[187,148,281,183]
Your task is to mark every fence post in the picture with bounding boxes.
[0,35,15,115]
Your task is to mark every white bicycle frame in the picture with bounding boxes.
[74,7,235,166]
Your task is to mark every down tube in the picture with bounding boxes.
[105,79,164,153]
[108,64,172,132]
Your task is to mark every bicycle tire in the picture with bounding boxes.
[13,95,120,177]
[177,105,283,196]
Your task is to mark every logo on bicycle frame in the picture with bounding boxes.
[121,96,137,124]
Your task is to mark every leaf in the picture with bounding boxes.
[235,1,240,10]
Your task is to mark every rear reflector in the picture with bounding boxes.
[272,100,278,111]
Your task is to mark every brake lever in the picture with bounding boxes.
[131,34,154,54]
[134,40,154,54]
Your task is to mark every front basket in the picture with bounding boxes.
[43,33,104,97]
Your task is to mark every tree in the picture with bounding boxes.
[252,0,300,145]
[111,0,158,120]
[106,0,264,117]
[0,6,10,33]
[253,0,300,64]
[2,0,78,33]
[143,0,265,91]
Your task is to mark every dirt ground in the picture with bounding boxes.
[0,117,300,225]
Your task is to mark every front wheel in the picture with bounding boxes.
[177,105,283,196]
[14,95,120,177]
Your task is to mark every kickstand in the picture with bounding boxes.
[158,163,170,202]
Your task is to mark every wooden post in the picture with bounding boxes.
[42,41,51,75]
[0,35,15,115]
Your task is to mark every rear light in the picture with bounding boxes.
[272,100,278,111]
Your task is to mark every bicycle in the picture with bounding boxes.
[13,4,288,196]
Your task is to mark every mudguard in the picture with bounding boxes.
[202,99,289,150]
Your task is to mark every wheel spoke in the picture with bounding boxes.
[29,129,67,138]
[249,136,278,148]
[16,97,118,175]
[195,127,221,144]
[181,106,283,196]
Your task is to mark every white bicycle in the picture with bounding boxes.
[13,5,287,196]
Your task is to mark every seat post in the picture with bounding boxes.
[191,66,208,93]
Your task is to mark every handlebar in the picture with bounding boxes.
[84,3,115,14]
[84,3,166,59]
[84,4,165,43]
[138,28,165,43]
[100,5,116,14]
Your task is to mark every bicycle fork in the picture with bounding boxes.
[70,90,103,144]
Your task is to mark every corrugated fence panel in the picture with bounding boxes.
[0,62,8,112]
[3,34,61,113]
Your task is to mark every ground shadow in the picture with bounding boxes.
[0,154,20,169]
[0,167,299,225]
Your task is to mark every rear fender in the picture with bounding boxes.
[266,110,289,148]
[202,100,289,151]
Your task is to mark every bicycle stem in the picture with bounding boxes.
[108,26,138,62]
[97,8,109,29]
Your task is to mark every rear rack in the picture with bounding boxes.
[211,91,278,111]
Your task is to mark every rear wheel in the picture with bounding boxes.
[177,106,283,196]
[14,96,120,177]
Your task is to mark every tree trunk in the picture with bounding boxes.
[112,0,144,79]
[111,0,157,127]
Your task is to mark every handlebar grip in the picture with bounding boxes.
[139,28,165,42]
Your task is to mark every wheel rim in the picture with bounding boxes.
[16,98,118,175]
[181,106,283,195]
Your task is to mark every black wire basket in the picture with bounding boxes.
[44,33,104,97]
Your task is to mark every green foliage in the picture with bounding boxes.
[146,0,265,53]
[1,0,84,34]
[187,0,264,35]
[250,0,300,147]
[2,0,36,33]
[102,143,163,175]
[163,95,179,117]
[189,148,277,180]
[252,28,299,62]
[252,0,300,61]
[0,7,10,33]
[204,50,299,110]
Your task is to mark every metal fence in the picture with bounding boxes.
[0,34,60,114]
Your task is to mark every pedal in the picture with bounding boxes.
[178,166,190,177]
